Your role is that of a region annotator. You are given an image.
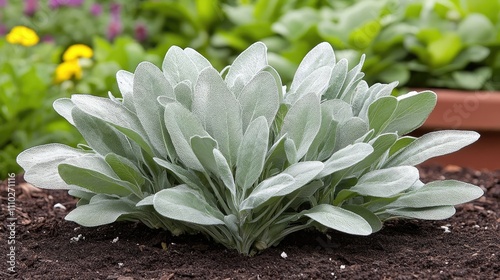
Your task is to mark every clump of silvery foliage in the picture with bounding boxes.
[18,42,483,255]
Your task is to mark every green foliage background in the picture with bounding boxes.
[2,0,500,175]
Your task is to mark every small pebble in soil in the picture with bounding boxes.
[70,234,85,243]
[340,265,346,269]
[440,225,451,233]
[53,203,66,210]
[280,252,288,259]
[112,237,119,243]
[118,262,124,268]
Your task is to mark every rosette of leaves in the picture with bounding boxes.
[17,42,483,256]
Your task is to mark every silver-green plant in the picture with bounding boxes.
[17,42,483,256]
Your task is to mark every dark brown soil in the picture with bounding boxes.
[1,165,499,279]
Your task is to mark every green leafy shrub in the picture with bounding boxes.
[0,39,80,173]
[0,0,145,46]
[199,0,500,89]
[0,35,158,174]
[17,42,483,256]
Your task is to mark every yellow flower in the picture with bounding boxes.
[5,26,39,47]
[54,60,82,84]
[63,44,93,61]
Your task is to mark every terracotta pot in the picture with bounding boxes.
[413,88,500,170]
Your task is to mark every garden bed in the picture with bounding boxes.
[1,165,499,279]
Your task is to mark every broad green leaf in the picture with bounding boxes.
[154,157,205,191]
[162,46,199,86]
[388,180,483,208]
[290,42,335,91]
[338,56,365,102]
[284,138,298,164]
[280,93,321,159]
[351,81,397,120]
[238,71,280,130]
[264,134,287,171]
[330,99,354,124]
[353,82,381,118]
[351,133,398,172]
[164,102,208,171]
[303,204,372,235]
[388,136,416,156]
[213,149,236,198]
[324,58,348,100]
[432,45,489,75]
[272,7,318,41]
[174,81,193,110]
[385,206,456,220]
[334,117,369,151]
[105,153,145,189]
[184,47,212,71]
[236,117,269,191]
[427,33,463,68]
[240,174,294,210]
[72,108,133,159]
[313,100,353,160]
[17,144,86,190]
[71,94,152,155]
[192,67,243,167]
[350,166,419,197]
[53,98,75,125]
[241,161,323,210]
[116,70,135,112]
[136,194,154,207]
[385,130,479,167]
[316,143,373,178]
[382,91,437,135]
[286,66,332,105]
[223,214,239,236]
[282,161,324,191]
[225,42,267,90]
[190,136,218,174]
[71,95,145,136]
[59,154,137,196]
[367,96,397,135]
[133,62,174,156]
[65,199,136,227]
[453,68,491,90]
[111,126,154,157]
[260,65,284,102]
[254,0,287,22]
[457,14,495,45]
[307,100,341,160]
[378,63,409,85]
[154,185,225,225]
[342,205,382,232]
[68,189,95,201]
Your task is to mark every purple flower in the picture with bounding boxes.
[110,2,121,19]
[90,3,102,16]
[24,0,39,16]
[66,0,83,7]
[0,24,6,36]
[107,19,122,41]
[134,23,148,43]
[0,0,7,8]
[49,0,83,9]
[49,0,61,9]
[42,35,55,43]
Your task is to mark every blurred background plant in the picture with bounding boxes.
[2,0,499,174]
